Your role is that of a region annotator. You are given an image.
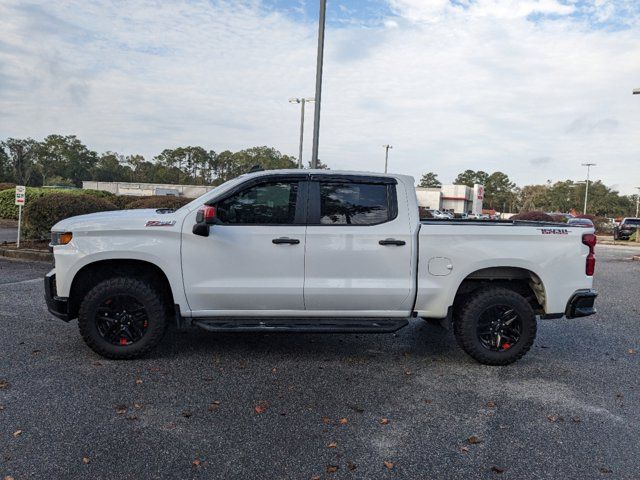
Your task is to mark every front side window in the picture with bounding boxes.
[319,182,391,225]
[217,181,298,225]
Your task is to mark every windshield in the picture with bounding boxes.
[623,219,640,226]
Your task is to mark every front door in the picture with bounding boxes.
[182,177,307,315]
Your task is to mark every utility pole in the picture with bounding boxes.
[581,163,596,214]
[636,186,640,244]
[311,0,327,169]
[634,88,639,243]
[382,145,393,173]
[289,97,315,168]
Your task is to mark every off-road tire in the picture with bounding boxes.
[453,287,537,365]
[78,277,168,359]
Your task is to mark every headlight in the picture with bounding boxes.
[50,231,73,247]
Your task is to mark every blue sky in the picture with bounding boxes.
[1,0,639,193]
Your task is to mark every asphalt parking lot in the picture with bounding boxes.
[1,245,639,480]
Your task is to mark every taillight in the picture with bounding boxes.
[582,233,596,276]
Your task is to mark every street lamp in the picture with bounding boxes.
[382,144,393,173]
[289,97,315,169]
[310,0,327,169]
[581,163,596,214]
[633,88,639,241]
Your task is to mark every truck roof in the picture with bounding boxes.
[240,168,415,184]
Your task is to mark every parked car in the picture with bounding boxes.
[567,218,594,228]
[613,217,640,240]
[426,209,451,219]
[45,170,598,365]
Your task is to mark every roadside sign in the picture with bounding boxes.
[15,185,25,248]
[15,185,26,206]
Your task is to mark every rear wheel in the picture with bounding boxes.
[454,287,536,365]
[78,277,168,359]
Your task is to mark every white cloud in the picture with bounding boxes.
[0,0,639,194]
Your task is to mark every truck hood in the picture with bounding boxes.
[51,209,180,232]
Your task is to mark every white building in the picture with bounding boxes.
[82,181,215,198]
[415,184,484,215]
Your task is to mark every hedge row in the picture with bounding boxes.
[0,187,116,220]
[23,194,119,240]
[15,191,193,240]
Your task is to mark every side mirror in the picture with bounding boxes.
[193,205,219,237]
[197,205,219,225]
[192,222,209,237]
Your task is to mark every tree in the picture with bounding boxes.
[517,184,550,212]
[484,171,516,211]
[453,169,489,188]
[35,135,98,186]
[92,152,133,182]
[213,146,297,184]
[0,144,11,182]
[418,172,441,188]
[307,158,330,170]
[2,138,38,185]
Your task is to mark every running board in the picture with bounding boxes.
[191,317,409,333]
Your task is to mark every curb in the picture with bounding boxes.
[0,247,52,262]
[598,241,640,248]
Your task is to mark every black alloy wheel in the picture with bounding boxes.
[95,295,149,346]
[476,305,522,352]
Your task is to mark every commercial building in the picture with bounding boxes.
[82,181,215,198]
[415,184,484,215]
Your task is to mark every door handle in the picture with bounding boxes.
[379,238,406,246]
[272,237,300,245]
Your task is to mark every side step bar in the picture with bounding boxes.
[191,317,409,334]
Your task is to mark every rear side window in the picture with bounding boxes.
[216,181,298,225]
[318,182,394,225]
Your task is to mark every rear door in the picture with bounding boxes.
[181,174,308,315]
[303,175,414,314]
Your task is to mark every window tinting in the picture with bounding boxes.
[217,181,298,224]
[319,183,390,225]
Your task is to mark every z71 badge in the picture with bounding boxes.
[145,220,176,227]
[539,228,569,235]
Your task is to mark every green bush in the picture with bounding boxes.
[125,195,191,210]
[112,195,148,209]
[0,188,117,220]
[511,211,555,222]
[23,193,118,240]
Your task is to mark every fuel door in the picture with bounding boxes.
[428,257,453,276]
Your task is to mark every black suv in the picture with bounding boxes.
[613,217,640,240]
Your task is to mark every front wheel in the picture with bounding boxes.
[454,287,537,365]
[78,277,169,359]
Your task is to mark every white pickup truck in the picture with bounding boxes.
[45,170,598,365]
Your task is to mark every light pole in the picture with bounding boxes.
[289,97,315,169]
[636,187,640,218]
[382,144,393,173]
[311,0,327,169]
[581,163,596,214]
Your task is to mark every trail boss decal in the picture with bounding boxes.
[145,220,176,227]
[538,228,569,235]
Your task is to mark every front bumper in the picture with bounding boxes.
[565,289,597,319]
[44,270,70,322]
